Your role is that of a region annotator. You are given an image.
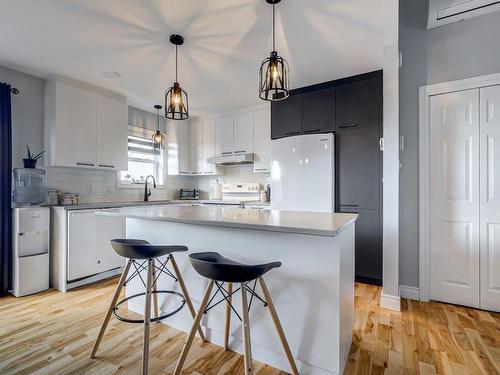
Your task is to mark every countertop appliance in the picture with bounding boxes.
[12,207,50,296]
[270,133,334,212]
[179,188,200,200]
[221,183,261,203]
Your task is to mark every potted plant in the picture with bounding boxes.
[23,145,45,169]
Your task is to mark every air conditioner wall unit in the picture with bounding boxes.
[428,0,500,29]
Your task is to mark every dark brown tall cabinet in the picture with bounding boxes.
[271,71,383,286]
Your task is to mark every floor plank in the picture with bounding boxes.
[0,280,499,374]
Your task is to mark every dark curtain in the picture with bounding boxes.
[0,83,12,296]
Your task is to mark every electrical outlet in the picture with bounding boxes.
[86,185,92,193]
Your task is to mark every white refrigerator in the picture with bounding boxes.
[270,133,334,212]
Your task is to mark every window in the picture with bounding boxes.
[119,133,165,186]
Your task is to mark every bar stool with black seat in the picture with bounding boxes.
[173,252,299,375]
[90,239,206,375]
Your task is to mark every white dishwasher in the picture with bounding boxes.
[67,209,125,282]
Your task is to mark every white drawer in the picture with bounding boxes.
[18,208,49,233]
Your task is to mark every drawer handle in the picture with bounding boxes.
[221,152,233,155]
[31,215,40,219]
[285,131,301,136]
[304,129,321,133]
[254,168,268,171]
[339,123,359,129]
[76,162,95,167]
[98,164,115,168]
[234,150,246,154]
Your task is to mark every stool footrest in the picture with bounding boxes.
[113,290,186,323]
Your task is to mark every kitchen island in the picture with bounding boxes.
[98,205,357,375]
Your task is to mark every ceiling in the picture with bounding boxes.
[0,0,397,116]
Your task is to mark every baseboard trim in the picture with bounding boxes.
[399,285,420,300]
[380,292,401,311]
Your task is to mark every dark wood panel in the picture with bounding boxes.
[271,94,302,139]
[301,88,335,133]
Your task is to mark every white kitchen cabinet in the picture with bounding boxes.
[234,112,254,154]
[253,108,271,173]
[190,121,203,175]
[167,121,191,175]
[45,81,97,167]
[96,94,128,170]
[202,119,219,174]
[215,116,234,157]
[44,80,128,170]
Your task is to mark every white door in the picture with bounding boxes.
[479,85,500,311]
[253,108,271,173]
[54,81,97,167]
[95,213,126,274]
[190,121,203,175]
[215,115,234,156]
[202,119,217,174]
[429,89,480,308]
[67,210,98,281]
[234,112,254,155]
[96,94,128,171]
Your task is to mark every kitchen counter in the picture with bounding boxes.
[97,205,357,237]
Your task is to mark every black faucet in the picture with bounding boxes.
[144,175,156,202]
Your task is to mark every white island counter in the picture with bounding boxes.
[98,205,357,375]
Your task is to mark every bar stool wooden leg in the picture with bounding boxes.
[91,259,132,359]
[173,280,215,375]
[258,277,299,375]
[224,282,233,351]
[241,283,253,375]
[152,259,159,320]
[142,259,154,375]
[170,254,207,341]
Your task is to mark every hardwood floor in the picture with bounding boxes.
[0,280,499,375]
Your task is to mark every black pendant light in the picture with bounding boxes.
[152,104,164,150]
[165,34,189,120]
[259,0,289,101]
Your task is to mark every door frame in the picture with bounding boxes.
[419,71,500,301]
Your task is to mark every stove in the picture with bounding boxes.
[221,183,261,203]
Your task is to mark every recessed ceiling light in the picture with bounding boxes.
[103,70,121,78]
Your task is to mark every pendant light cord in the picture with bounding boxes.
[272,2,276,52]
[175,44,178,82]
[156,107,160,131]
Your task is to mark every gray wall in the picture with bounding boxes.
[399,1,500,287]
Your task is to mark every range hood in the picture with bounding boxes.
[208,153,254,165]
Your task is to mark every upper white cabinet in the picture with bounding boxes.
[253,108,271,173]
[202,119,219,175]
[190,121,203,175]
[44,80,128,170]
[96,94,128,170]
[234,112,254,154]
[215,116,234,156]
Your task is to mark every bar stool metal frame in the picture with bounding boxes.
[90,240,206,375]
[173,252,299,375]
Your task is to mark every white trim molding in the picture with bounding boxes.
[380,292,401,311]
[419,71,500,302]
[399,285,420,300]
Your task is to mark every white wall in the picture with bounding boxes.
[399,0,500,288]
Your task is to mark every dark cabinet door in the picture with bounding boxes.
[336,126,380,209]
[271,94,302,139]
[339,206,382,285]
[301,88,335,134]
[336,77,381,129]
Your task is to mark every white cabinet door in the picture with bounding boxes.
[215,116,234,157]
[429,89,480,308]
[190,121,203,175]
[54,81,97,167]
[234,112,254,155]
[95,213,126,274]
[67,210,98,281]
[202,119,217,174]
[96,94,128,171]
[253,108,271,173]
[178,123,191,175]
[479,85,500,312]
